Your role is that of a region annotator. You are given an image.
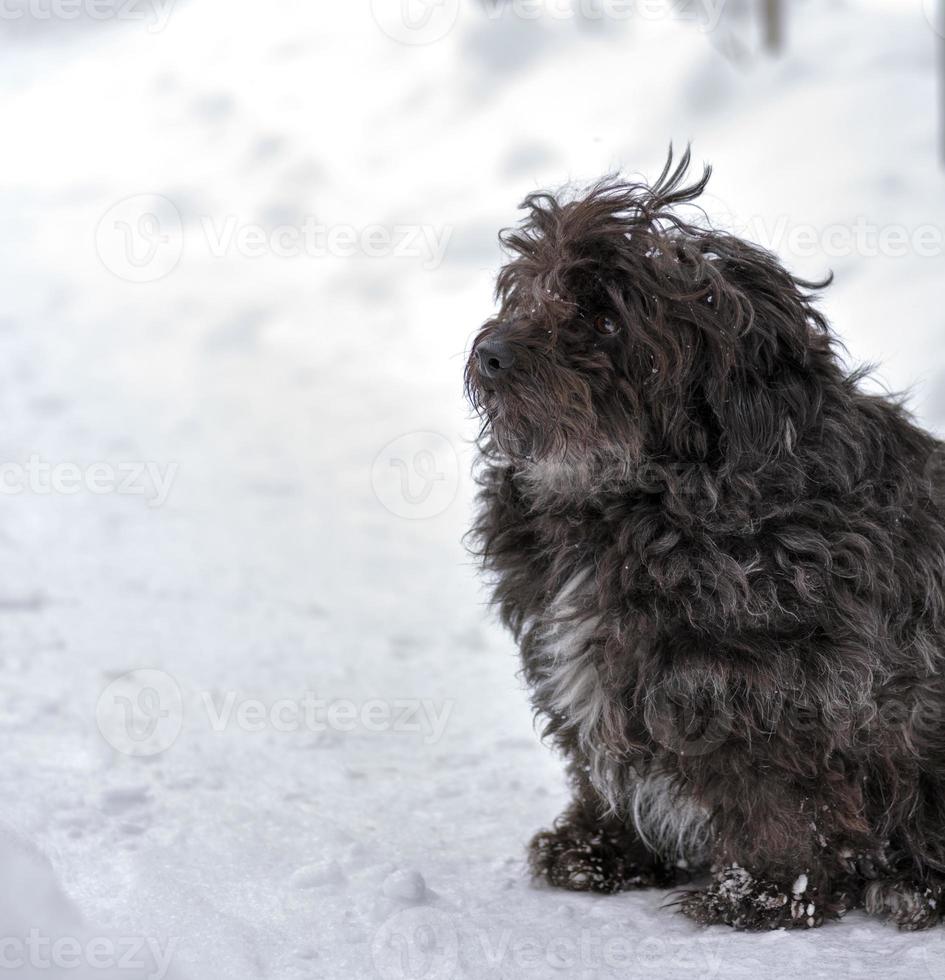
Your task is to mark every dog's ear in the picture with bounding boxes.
[688,236,838,470]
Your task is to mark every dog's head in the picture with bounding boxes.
[466,148,838,479]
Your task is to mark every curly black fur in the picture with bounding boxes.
[465,148,945,931]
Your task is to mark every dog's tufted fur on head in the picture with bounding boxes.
[465,147,945,930]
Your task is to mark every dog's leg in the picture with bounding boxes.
[528,773,680,894]
[858,801,945,928]
[676,775,863,930]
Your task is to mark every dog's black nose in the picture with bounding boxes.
[476,337,515,381]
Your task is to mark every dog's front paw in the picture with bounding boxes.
[864,878,944,931]
[679,866,837,930]
[528,824,673,894]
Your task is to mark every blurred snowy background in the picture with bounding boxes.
[1,0,945,977]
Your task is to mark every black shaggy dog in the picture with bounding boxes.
[465,148,945,931]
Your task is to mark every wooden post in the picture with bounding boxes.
[762,0,784,54]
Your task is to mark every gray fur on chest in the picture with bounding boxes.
[532,568,711,864]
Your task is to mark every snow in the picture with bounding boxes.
[381,870,428,903]
[0,822,185,979]
[1,0,945,978]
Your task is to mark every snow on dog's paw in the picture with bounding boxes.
[864,879,944,931]
[528,825,669,894]
[679,866,827,930]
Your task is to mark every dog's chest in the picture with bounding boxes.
[531,567,711,863]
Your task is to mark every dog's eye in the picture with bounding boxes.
[592,315,618,336]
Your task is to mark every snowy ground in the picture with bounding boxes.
[2,1,945,977]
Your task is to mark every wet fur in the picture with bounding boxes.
[466,148,945,930]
